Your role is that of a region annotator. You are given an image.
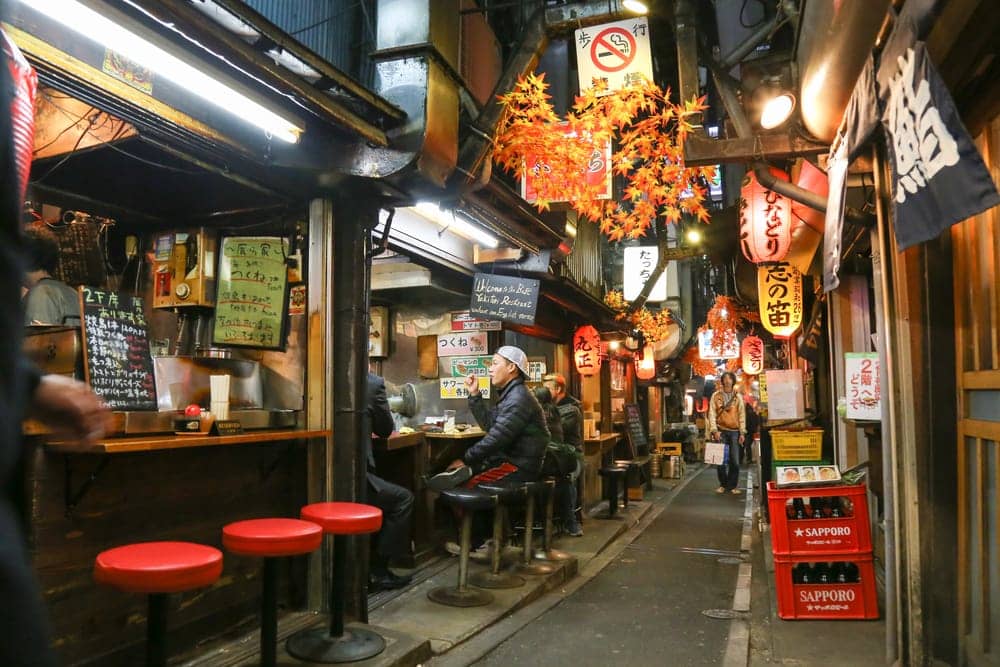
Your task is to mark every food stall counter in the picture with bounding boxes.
[45,429,331,454]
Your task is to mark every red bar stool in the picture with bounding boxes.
[94,541,223,667]
[286,502,385,664]
[222,518,323,667]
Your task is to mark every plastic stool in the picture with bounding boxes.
[428,488,498,607]
[222,518,323,667]
[286,502,384,663]
[94,541,223,667]
[471,483,527,589]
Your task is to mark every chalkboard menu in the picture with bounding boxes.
[469,273,539,325]
[80,287,157,410]
[623,403,648,456]
[212,236,289,349]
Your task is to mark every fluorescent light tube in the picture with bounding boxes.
[414,202,498,248]
[18,0,303,143]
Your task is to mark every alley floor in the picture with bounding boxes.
[436,465,887,667]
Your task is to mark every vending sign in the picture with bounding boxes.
[575,17,654,94]
[437,332,488,357]
[845,352,881,420]
[440,377,491,399]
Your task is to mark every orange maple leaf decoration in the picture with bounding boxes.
[603,290,675,344]
[682,346,717,378]
[700,295,761,354]
[493,75,715,241]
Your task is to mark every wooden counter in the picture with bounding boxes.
[422,430,485,440]
[383,431,425,451]
[45,428,331,454]
[583,433,620,456]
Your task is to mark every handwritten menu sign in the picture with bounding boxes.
[623,403,648,455]
[80,287,157,410]
[437,332,488,357]
[470,273,539,325]
[213,237,289,349]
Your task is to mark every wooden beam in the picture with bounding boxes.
[684,133,828,167]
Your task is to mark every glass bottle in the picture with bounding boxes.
[832,562,848,583]
[797,562,813,584]
[809,497,826,519]
[814,562,830,583]
[829,496,843,517]
[792,498,807,520]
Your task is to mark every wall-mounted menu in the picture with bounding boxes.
[623,403,648,456]
[80,287,157,410]
[213,236,289,350]
[469,272,539,325]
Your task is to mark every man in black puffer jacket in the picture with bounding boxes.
[444,345,548,485]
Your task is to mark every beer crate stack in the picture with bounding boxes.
[766,479,879,620]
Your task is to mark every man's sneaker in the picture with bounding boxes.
[566,526,584,537]
[731,488,743,495]
[716,486,726,494]
[444,539,493,562]
[426,465,473,492]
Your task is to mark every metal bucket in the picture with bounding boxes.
[663,455,682,479]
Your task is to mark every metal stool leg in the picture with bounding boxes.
[517,495,555,575]
[471,506,524,589]
[607,474,619,518]
[261,558,278,667]
[428,513,494,606]
[286,534,386,663]
[146,593,167,667]
[541,482,574,562]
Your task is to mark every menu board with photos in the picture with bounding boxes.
[213,236,289,349]
[80,287,157,410]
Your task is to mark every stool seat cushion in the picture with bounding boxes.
[223,518,323,557]
[440,487,498,511]
[478,482,528,504]
[300,502,383,535]
[94,541,223,594]
[599,466,628,476]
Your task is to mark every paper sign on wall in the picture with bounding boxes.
[437,332,488,357]
[764,369,804,420]
[845,352,881,420]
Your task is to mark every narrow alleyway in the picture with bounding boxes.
[464,466,749,666]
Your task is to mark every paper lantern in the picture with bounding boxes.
[573,325,602,377]
[741,336,764,375]
[635,344,656,380]
[757,262,803,339]
[739,167,793,264]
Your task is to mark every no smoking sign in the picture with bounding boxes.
[576,17,653,94]
[590,27,636,73]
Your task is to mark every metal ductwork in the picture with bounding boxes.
[796,0,890,142]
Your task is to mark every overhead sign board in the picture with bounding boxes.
[575,17,654,94]
[623,246,679,302]
[470,273,540,325]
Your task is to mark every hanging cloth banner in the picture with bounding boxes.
[876,2,1000,250]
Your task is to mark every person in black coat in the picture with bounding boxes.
[364,373,414,591]
[445,345,548,485]
[1,22,112,664]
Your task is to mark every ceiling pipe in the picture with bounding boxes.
[797,0,890,142]
[752,162,874,227]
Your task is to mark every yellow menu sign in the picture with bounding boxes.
[213,236,289,349]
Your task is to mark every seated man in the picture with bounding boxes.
[543,373,584,536]
[440,346,548,557]
[365,373,414,591]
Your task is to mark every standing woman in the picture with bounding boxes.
[707,372,746,494]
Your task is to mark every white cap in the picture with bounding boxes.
[496,345,529,377]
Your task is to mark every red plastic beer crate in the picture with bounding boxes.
[774,553,879,620]
[766,481,871,556]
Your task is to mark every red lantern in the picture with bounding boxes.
[573,325,602,377]
[635,344,656,380]
[741,336,764,375]
[739,167,793,264]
